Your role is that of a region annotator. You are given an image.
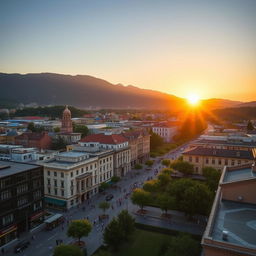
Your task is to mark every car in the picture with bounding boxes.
[105,194,114,201]
[14,240,30,253]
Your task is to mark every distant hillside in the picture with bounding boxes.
[201,98,242,110]
[0,72,244,110]
[234,101,256,108]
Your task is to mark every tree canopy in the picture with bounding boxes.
[150,131,164,151]
[67,220,92,243]
[99,201,110,214]
[53,244,83,256]
[170,160,194,175]
[131,189,151,210]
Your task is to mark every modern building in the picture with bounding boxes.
[152,123,177,143]
[42,149,114,209]
[201,163,256,256]
[0,161,44,248]
[15,132,52,149]
[79,133,131,177]
[122,130,150,167]
[182,146,255,174]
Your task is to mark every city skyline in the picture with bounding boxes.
[1,0,256,101]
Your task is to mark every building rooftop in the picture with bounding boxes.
[58,151,87,158]
[193,138,256,147]
[0,160,39,178]
[223,167,256,183]
[183,146,255,160]
[80,133,128,144]
[211,200,256,249]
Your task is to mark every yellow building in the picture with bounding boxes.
[182,146,255,174]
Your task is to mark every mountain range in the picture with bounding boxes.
[0,72,252,110]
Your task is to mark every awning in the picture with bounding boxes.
[44,197,66,206]
[44,213,63,224]
[30,211,44,221]
[0,225,17,238]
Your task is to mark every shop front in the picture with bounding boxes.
[44,197,67,210]
[29,211,45,229]
[0,225,17,247]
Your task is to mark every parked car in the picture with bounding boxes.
[105,194,114,201]
[14,240,30,253]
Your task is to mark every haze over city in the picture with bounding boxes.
[1,0,256,101]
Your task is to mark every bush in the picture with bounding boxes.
[162,159,171,167]
[145,160,154,167]
[111,176,120,183]
[135,164,143,170]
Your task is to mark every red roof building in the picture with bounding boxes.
[80,134,128,145]
[15,132,52,149]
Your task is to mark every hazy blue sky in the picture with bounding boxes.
[1,0,255,101]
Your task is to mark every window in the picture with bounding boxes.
[47,171,50,176]
[71,172,73,177]
[61,172,64,178]
[189,156,192,162]
[218,159,222,165]
[70,200,74,206]
[33,201,42,211]
[61,190,64,196]
[47,179,50,185]
[54,189,57,195]
[48,187,51,194]
[225,159,228,165]
[195,157,199,163]
[205,158,209,164]
[54,180,57,187]
[212,159,215,164]
[1,190,11,201]
[17,183,28,194]
[17,196,28,207]
[2,214,13,226]
[71,189,73,196]
[238,160,241,165]
[54,172,57,177]
[231,160,235,166]
[61,181,64,188]
[33,190,41,200]
[76,170,78,175]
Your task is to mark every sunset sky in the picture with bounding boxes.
[1,0,255,101]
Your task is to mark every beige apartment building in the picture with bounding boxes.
[122,130,150,167]
[202,163,256,256]
[42,149,114,209]
[182,146,255,174]
[79,134,131,177]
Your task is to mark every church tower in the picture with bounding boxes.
[61,106,73,133]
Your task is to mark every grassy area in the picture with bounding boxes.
[94,228,201,256]
[150,143,178,157]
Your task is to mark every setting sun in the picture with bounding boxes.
[187,94,200,106]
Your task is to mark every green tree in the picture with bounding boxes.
[27,122,36,132]
[53,244,83,256]
[131,189,151,211]
[162,159,170,167]
[51,137,67,150]
[143,179,159,193]
[157,193,175,214]
[103,218,123,251]
[117,210,135,239]
[99,201,110,215]
[161,168,173,176]
[170,160,194,175]
[150,131,164,151]
[67,220,92,244]
[134,164,143,169]
[202,167,221,191]
[164,234,200,256]
[157,173,172,188]
[145,160,154,167]
[247,120,254,131]
[94,250,112,256]
[111,176,120,183]
[99,182,110,191]
[73,124,89,138]
[54,127,60,133]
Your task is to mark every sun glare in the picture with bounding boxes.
[187,94,200,106]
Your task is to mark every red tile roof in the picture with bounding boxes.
[80,134,128,144]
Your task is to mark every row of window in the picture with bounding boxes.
[189,156,246,166]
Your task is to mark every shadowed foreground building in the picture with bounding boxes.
[202,163,256,256]
[0,161,44,248]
